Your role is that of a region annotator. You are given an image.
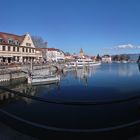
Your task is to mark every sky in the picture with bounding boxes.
[1,0,140,55]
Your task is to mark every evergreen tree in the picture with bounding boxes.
[96,54,101,61]
[137,55,140,63]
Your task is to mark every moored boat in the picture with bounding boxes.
[28,73,60,86]
[75,58,101,68]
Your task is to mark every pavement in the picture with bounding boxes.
[0,122,38,140]
[1,121,140,140]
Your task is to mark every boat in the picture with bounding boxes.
[27,60,60,85]
[64,58,101,71]
[121,60,129,63]
[28,74,60,86]
[75,58,101,68]
[65,59,101,69]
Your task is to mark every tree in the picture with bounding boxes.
[120,54,130,61]
[32,36,47,48]
[137,55,140,63]
[65,52,71,55]
[112,55,119,61]
[112,54,130,61]
[96,54,101,61]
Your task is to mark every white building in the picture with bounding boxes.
[0,32,42,63]
[47,48,65,62]
[102,55,112,63]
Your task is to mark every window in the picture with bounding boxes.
[2,46,5,51]
[8,39,14,44]
[8,46,10,51]
[0,38,3,43]
[15,40,20,46]
[26,48,28,52]
[22,48,24,52]
[29,48,31,53]
[13,46,15,51]
[26,43,31,47]
[17,47,19,52]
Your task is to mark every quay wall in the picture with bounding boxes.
[0,71,26,82]
[0,64,58,82]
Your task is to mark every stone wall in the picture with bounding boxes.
[0,71,26,82]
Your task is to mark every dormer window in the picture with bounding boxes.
[0,38,3,43]
[15,40,20,46]
[8,39,14,44]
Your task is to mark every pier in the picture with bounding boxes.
[0,63,59,82]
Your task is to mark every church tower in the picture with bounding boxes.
[80,48,84,57]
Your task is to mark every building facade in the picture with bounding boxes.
[102,55,112,63]
[46,48,65,62]
[0,32,42,64]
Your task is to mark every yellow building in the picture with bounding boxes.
[0,32,42,64]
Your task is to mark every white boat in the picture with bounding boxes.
[65,59,101,69]
[27,60,60,85]
[121,60,129,63]
[28,74,60,86]
[75,58,101,68]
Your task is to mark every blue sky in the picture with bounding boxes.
[1,0,140,55]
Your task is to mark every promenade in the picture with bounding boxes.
[0,121,140,140]
[0,122,38,140]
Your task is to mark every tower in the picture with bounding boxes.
[80,48,84,57]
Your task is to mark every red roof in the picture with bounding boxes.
[35,48,44,52]
[0,32,25,44]
[47,48,59,51]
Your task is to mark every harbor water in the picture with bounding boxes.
[0,63,140,139]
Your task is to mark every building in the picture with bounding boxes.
[0,32,42,64]
[47,48,65,62]
[102,55,112,63]
[64,54,75,61]
[79,48,84,58]
[35,48,44,62]
[79,48,90,59]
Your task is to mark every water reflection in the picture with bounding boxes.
[0,83,36,105]
[74,66,100,86]
[1,63,140,139]
[117,64,134,76]
[0,79,61,105]
[138,63,140,72]
[0,63,140,105]
[102,63,139,77]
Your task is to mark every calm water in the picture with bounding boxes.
[1,63,140,138]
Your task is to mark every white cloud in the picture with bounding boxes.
[114,44,135,49]
[106,44,140,50]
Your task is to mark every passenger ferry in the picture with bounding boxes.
[65,58,101,69]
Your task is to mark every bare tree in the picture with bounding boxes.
[65,52,71,55]
[32,36,47,48]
